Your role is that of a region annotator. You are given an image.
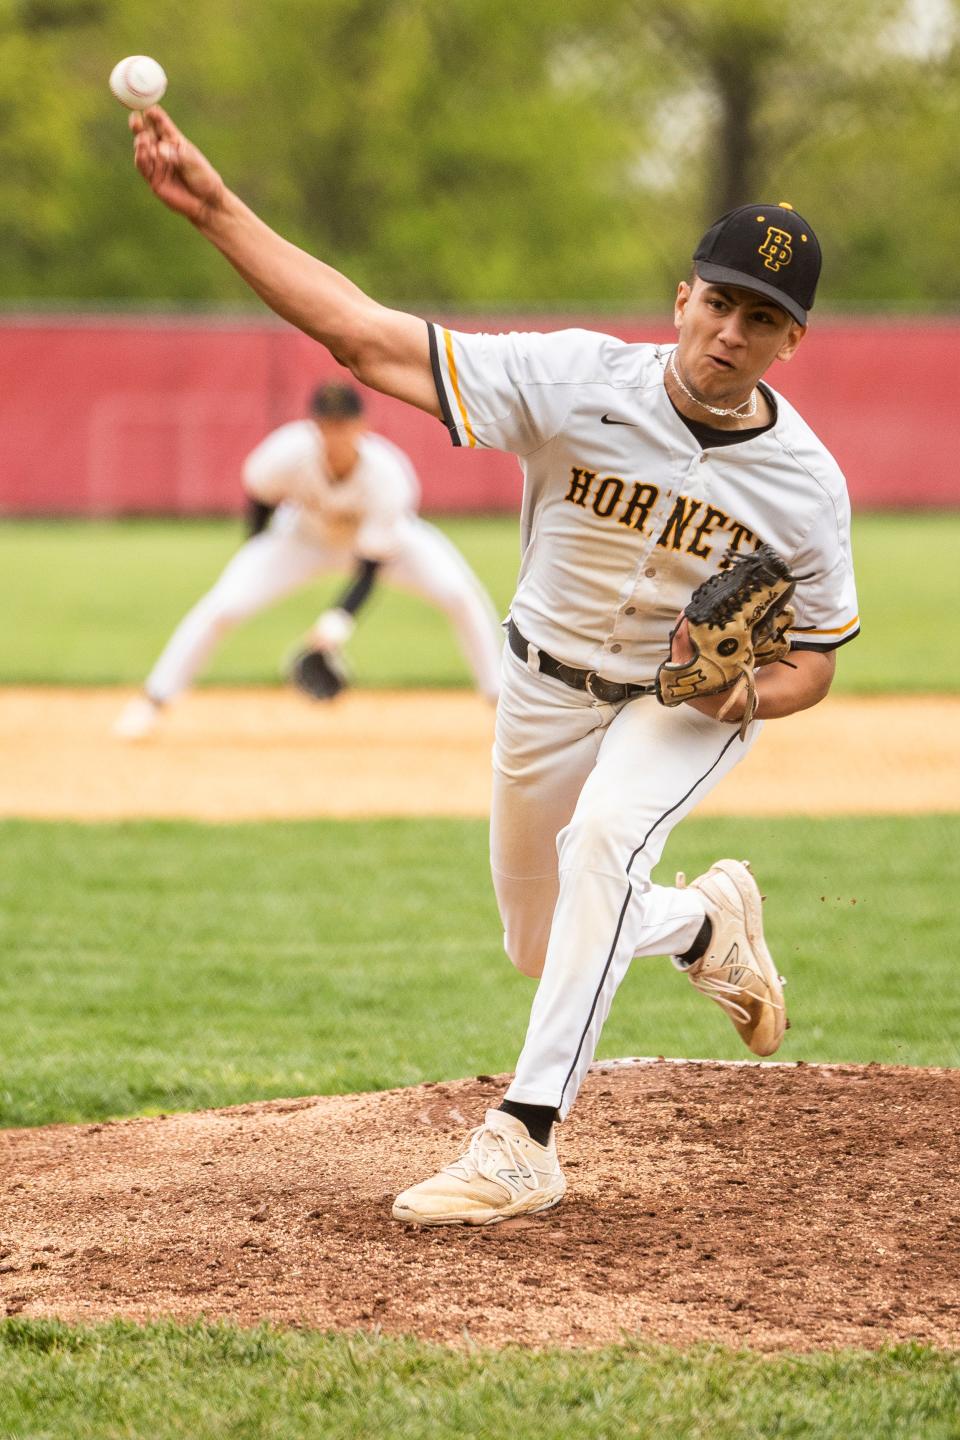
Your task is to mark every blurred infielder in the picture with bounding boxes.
[114,381,502,738]
[129,109,858,1225]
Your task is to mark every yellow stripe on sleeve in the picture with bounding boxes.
[443,329,478,448]
[795,615,860,638]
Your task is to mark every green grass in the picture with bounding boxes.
[0,515,517,690]
[0,1322,958,1439]
[1,812,956,1130]
[0,512,957,691]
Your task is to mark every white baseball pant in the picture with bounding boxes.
[144,516,503,703]
[491,642,761,1119]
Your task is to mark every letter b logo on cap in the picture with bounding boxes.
[759,227,793,271]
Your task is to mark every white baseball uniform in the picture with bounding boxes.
[143,421,503,704]
[429,324,859,1119]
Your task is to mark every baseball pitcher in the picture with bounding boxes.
[128,108,858,1227]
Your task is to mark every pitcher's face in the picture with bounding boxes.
[673,277,804,406]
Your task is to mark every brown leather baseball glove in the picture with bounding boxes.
[656,544,801,738]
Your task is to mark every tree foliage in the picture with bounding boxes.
[2,0,958,307]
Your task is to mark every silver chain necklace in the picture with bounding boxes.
[668,352,758,421]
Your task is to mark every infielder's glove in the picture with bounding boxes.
[287,608,356,701]
[288,647,350,701]
[655,543,801,739]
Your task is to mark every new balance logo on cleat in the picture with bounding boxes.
[675,860,787,1057]
[496,1167,533,1189]
[723,946,749,987]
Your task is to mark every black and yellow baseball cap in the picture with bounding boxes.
[693,202,821,325]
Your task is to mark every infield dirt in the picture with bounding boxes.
[2,1059,958,1350]
[1,687,959,818]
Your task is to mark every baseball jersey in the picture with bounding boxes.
[429,325,859,683]
[242,421,420,560]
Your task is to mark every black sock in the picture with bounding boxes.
[677,916,712,966]
[497,1099,557,1147]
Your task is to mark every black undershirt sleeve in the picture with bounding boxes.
[245,498,276,537]
[335,558,381,616]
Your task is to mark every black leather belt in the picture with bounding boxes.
[507,618,654,704]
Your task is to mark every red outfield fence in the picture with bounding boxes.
[1,313,957,515]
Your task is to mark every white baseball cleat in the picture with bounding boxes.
[392,1109,566,1227]
[112,695,163,741]
[675,859,787,1057]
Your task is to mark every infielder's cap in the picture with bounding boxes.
[309,382,364,419]
[693,202,821,325]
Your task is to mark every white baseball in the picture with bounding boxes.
[109,55,167,110]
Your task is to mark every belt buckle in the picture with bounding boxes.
[585,671,606,701]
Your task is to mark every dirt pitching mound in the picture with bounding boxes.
[2,1060,957,1351]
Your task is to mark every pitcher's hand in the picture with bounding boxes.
[131,107,225,226]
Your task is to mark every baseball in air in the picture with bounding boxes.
[109,55,167,109]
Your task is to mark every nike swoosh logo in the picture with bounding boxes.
[600,414,638,426]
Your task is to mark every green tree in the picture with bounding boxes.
[1,0,958,307]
